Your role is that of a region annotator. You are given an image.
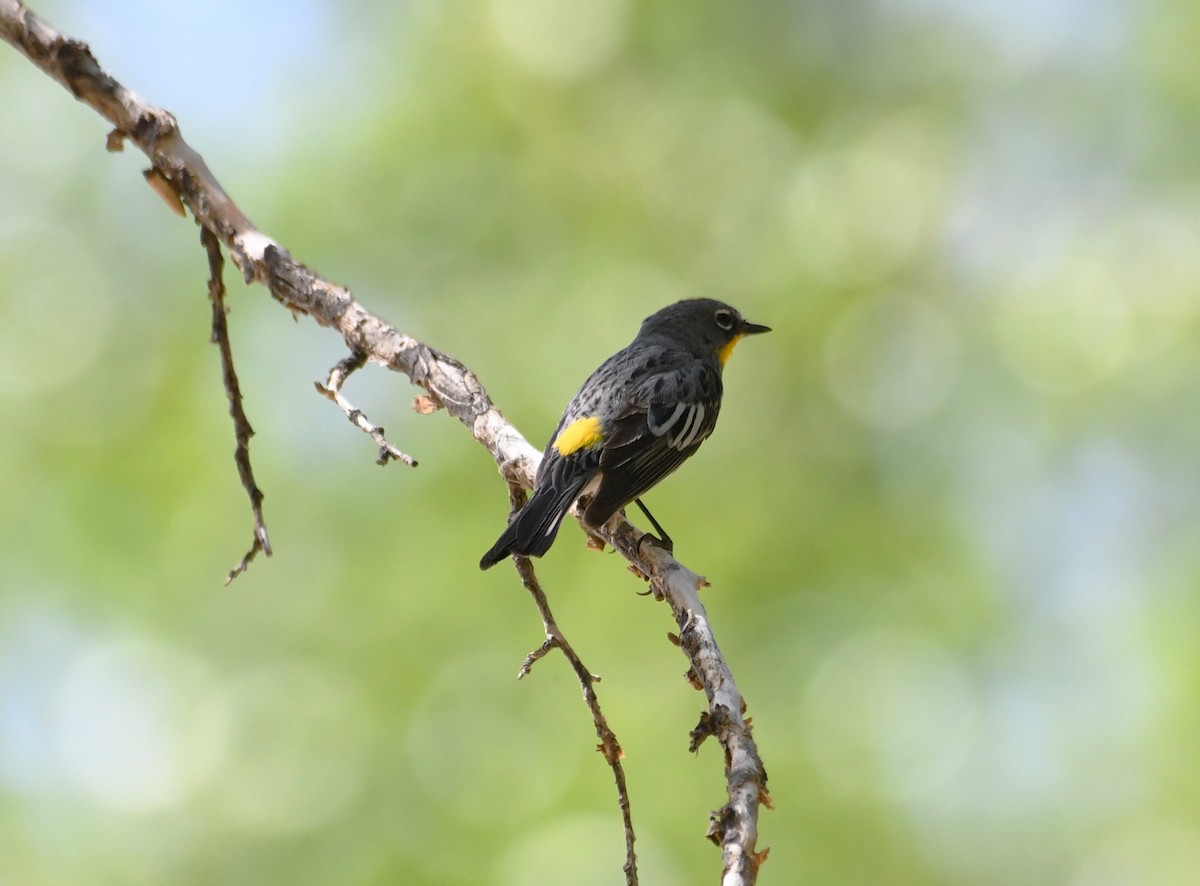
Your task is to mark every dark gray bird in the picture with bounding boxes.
[480,298,770,570]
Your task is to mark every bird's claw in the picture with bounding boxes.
[636,531,674,555]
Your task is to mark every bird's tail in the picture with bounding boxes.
[479,475,588,570]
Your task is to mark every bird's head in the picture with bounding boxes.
[639,298,771,366]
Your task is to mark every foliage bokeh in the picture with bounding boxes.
[4,0,1200,883]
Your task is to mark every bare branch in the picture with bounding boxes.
[600,520,771,885]
[201,226,271,583]
[514,574,638,881]
[0,4,769,880]
[492,482,637,883]
[315,351,418,467]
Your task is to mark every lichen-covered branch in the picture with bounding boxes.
[0,3,770,880]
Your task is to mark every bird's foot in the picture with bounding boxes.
[632,498,674,556]
[636,530,674,555]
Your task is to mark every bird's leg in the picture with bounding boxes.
[633,498,674,553]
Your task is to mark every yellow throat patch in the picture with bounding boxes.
[553,415,605,456]
[718,333,746,367]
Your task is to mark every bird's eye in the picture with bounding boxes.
[714,309,735,331]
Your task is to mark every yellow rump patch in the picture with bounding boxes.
[718,333,746,367]
[553,415,605,456]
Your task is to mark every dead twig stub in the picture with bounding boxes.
[315,351,418,467]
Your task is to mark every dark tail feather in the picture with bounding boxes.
[479,478,587,570]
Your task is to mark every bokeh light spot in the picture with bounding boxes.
[995,256,1131,391]
[787,114,947,285]
[407,651,586,824]
[497,814,684,886]
[56,637,228,812]
[802,629,978,800]
[0,223,115,399]
[1072,819,1200,886]
[824,294,960,429]
[489,0,629,81]
[216,660,371,835]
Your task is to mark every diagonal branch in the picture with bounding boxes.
[603,519,771,884]
[0,4,770,881]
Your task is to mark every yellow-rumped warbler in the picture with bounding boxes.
[480,298,770,570]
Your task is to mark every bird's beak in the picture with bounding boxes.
[740,319,772,335]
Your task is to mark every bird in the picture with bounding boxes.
[480,298,770,570]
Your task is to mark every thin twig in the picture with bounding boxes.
[315,351,418,466]
[514,557,638,886]
[201,226,271,584]
[508,487,638,886]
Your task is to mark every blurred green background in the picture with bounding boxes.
[4,0,1200,883]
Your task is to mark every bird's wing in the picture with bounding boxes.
[583,366,720,524]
